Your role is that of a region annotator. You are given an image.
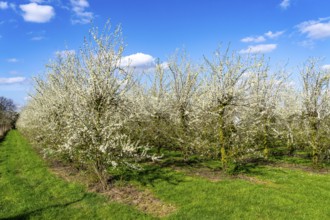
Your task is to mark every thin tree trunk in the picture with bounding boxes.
[263,120,270,159]
[218,106,227,170]
[310,116,319,166]
[93,162,108,191]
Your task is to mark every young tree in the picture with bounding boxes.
[167,50,201,159]
[300,59,330,165]
[275,83,302,156]
[128,61,175,153]
[203,48,250,169]
[17,22,150,190]
[246,58,287,159]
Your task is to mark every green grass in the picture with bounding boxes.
[161,167,330,219]
[0,131,153,219]
[1,130,330,219]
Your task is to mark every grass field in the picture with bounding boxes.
[1,130,330,219]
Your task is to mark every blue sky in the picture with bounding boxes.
[1,0,330,106]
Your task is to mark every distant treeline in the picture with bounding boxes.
[0,96,18,138]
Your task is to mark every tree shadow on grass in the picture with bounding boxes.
[111,165,186,187]
[2,194,88,220]
[159,156,201,168]
[109,153,203,187]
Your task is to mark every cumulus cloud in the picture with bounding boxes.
[119,53,170,73]
[241,30,284,44]
[0,1,8,9]
[20,3,55,23]
[297,17,330,40]
[70,0,93,24]
[239,44,277,54]
[280,0,290,10]
[7,58,18,63]
[0,77,26,84]
[265,31,285,39]
[322,64,330,71]
[241,36,266,43]
[120,53,156,68]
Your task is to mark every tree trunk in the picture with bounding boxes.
[263,121,270,159]
[218,106,227,170]
[310,116,319,166]
[287,127,295,156]
[93,162,108,191]
[312,147,319,166]
[311,131,319,166]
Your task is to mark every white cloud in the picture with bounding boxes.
[19,3,55,23]
[241,30,284,44]
[265,31,285,39]
[7,58,18,63]
[120,53,156,68]
[280,0,290,10]
[241,36,266,43]
[322,64,330,71]
[0,1,8,9]
[70,0,93,24]
[239,44,277,54]
[0,77,26,84]
[72,0,89,8]
[119,53,170,73]
[297,17,330,39]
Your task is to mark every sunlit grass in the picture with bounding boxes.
[1,130,330,219]
[0,131,152,219]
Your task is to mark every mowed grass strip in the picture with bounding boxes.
[1,130,330,219]
[152,166,330,220]
[0,131,153,220]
